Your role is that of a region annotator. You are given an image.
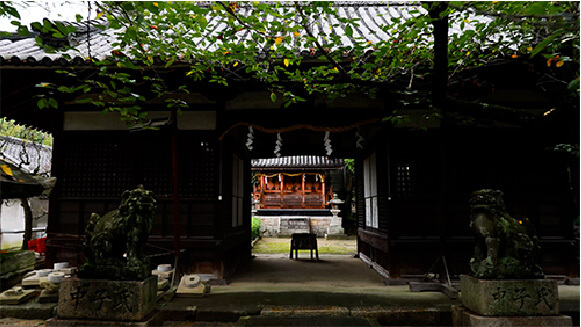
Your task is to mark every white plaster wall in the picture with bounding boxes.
[0,199,24,249]
[0,198,49,249]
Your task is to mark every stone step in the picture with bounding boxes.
[234,315,377,326]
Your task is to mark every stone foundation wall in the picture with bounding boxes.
[257,217,333,236]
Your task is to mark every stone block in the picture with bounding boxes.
[176,275,205,298]
[39,290,59,303]
[57,267,77,275]
[57,276,157,321]
[461,275,559,316]
[456,307,571,326]
[22,275,48,287]
[0,289,35,305]
[152,269,173,280]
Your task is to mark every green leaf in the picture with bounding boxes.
[270,92,277,102]
[345,25,353,37]
[47,98,58,108]
[17,25,29,36]
[568,78,580,91]
[75,97,94,103]
[530,30,564,58]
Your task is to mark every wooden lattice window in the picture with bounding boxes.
[179,140,216,199]
[396,162,413,198]
[61,143,131,197]
[61,134,216,199]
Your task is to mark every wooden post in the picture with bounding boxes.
[20,198,32,250]
[280,174,284,208]
[260,175,265,209]
[321,173,326,208]
[302,173,305,208]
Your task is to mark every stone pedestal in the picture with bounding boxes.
[454,275,572,326]
[452,305,572,327]
[57,276,156,321]
[461,275,558,315]
[326,196,346,236]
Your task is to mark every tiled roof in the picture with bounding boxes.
[252,156,344,170]
[0,2,487,66]
[0,20,115,64]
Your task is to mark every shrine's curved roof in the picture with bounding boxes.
[252,156,344,170]
[0,2,487,67]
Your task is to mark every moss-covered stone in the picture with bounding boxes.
[78,185,157,281]
[469,189,543,279]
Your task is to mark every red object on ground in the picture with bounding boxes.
[28,237,46,253]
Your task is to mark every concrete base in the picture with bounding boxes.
[452,305,571,326]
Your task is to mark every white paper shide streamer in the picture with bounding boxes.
[324,131,332,155]
[246,126,254,151]
[355,130,364,149]
[274,133,282,158]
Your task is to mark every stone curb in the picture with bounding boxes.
[261,305,349,315]
[195,306,262,322]
[0,302,56,320]
[350,306,451,326]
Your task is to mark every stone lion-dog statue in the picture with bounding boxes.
[469,189,543,278]
[79,185,157,280]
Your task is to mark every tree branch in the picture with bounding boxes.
[293,2,351,80]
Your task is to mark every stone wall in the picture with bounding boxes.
[257,216,333,236]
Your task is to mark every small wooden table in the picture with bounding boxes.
[289,233,319,260]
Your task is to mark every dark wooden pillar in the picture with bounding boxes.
[430,1,450,281]
[171,109,180,257]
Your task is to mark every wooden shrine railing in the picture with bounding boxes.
[252,172,332,209]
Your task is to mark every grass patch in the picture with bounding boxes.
[252,238,356,255]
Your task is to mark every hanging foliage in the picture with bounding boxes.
[1,1,578,126]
